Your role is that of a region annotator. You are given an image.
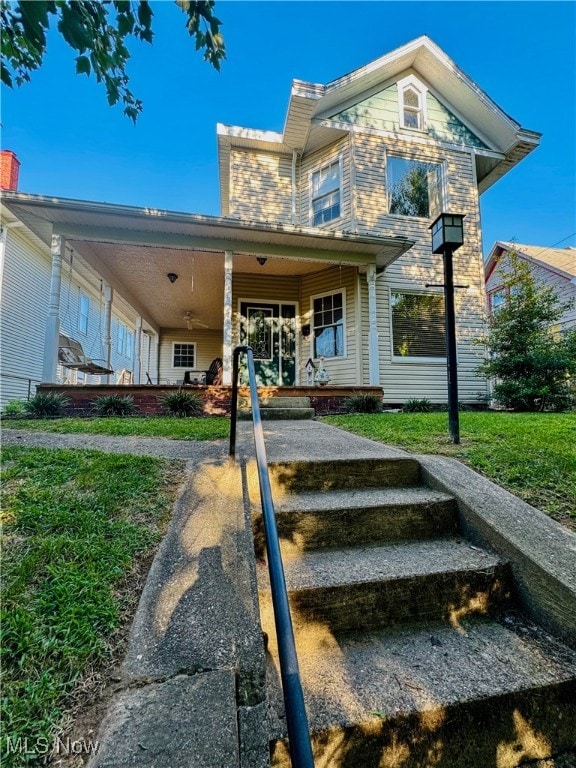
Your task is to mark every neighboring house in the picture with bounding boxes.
[485,242,576,331]
[0,36,541,409]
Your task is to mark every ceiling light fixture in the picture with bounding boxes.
[256,257,267,266]
[167,272,178,283]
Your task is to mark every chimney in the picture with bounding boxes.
[1,150,21,191]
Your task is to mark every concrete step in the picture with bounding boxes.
[238,407,315,420]
[268,487,458,550]
[238,396,311,409]
[268,457,421,492]
[258,538,513,633]
[265,615,576,767]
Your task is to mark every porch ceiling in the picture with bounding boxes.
[2,192,414,331]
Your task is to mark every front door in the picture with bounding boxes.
[239,302,296,386]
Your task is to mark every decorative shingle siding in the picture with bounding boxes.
[229,149,293,223]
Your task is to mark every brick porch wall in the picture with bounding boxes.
[37,384,384,416]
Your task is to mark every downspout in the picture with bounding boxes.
[291,149,298,225]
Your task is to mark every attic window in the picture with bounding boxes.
[398,77,427,131]
[403,87,422,129]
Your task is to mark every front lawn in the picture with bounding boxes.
[0,446,185,767]
[323,412,575,527]
[1,416,229,440]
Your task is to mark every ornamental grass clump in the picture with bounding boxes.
[23,392,69,418]
[344,394,382,413]
[162,391,204,417]
[93,394,137,417]
[403,398,433,413]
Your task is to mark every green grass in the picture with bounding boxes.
[323,412,576,524]
[0,446,185,767]
[2,416,230,440]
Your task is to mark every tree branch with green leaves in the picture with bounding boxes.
[0,0,225,121]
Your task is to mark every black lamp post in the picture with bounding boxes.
[429,213,465,444]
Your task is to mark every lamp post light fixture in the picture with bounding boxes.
[429,213,465,444]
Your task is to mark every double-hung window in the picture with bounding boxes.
[312,291,345,358]
[391,292,445,359]
[78,293,89,335]
[117,321,134,358]
[173,343,196,368]
[311,160,341,226]
[398,76,427,132]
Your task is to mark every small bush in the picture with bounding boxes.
[94,394,137,417]
[2,399,27,416]
[162,391,204,417]
[344,394,382,413]
[23,392,69,418]
[403,398,433,413]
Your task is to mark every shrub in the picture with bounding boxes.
[403,398,433,413]
[344,394,382,413]
[162,391,204,417]
[478,250,576,412]
[93,394,137,417]
[23,392,69,418]
[2,399,27,416]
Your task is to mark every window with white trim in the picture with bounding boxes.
[311,160,341,226]
[489,288,507,314]
[116,321,134,358]
[312,290,345,358]
[173,342,196,368]
[78,293,89,335]
[398,76,427,131]
[391,292,445,359]
[387,156,442,218]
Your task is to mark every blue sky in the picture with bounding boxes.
[2,1,575,257]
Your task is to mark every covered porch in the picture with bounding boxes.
[2,193,414,392]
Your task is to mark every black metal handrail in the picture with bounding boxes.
[229,346,314,768]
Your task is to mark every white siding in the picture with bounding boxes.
[158,329,223,384]
[299,137,351,230]
[0,228,50,406]
[301,266,358,385]
[352,134,488,402]
[229,149,293,223]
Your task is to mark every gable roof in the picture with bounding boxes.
[485,241,576,283]
[218,35,541,213]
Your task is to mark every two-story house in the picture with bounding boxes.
[0,36,540,409]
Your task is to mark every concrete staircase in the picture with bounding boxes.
[239,396,315,421]
[257,457,576,767]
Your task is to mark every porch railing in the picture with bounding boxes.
[229,345,315,768]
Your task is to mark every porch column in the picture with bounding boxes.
[134,316,143,384]
[102,284,113,383]
[223,250,233,385]
[367,264,380,386]
[42,235,64,382]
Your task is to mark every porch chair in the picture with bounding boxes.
[205,357,223,385]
